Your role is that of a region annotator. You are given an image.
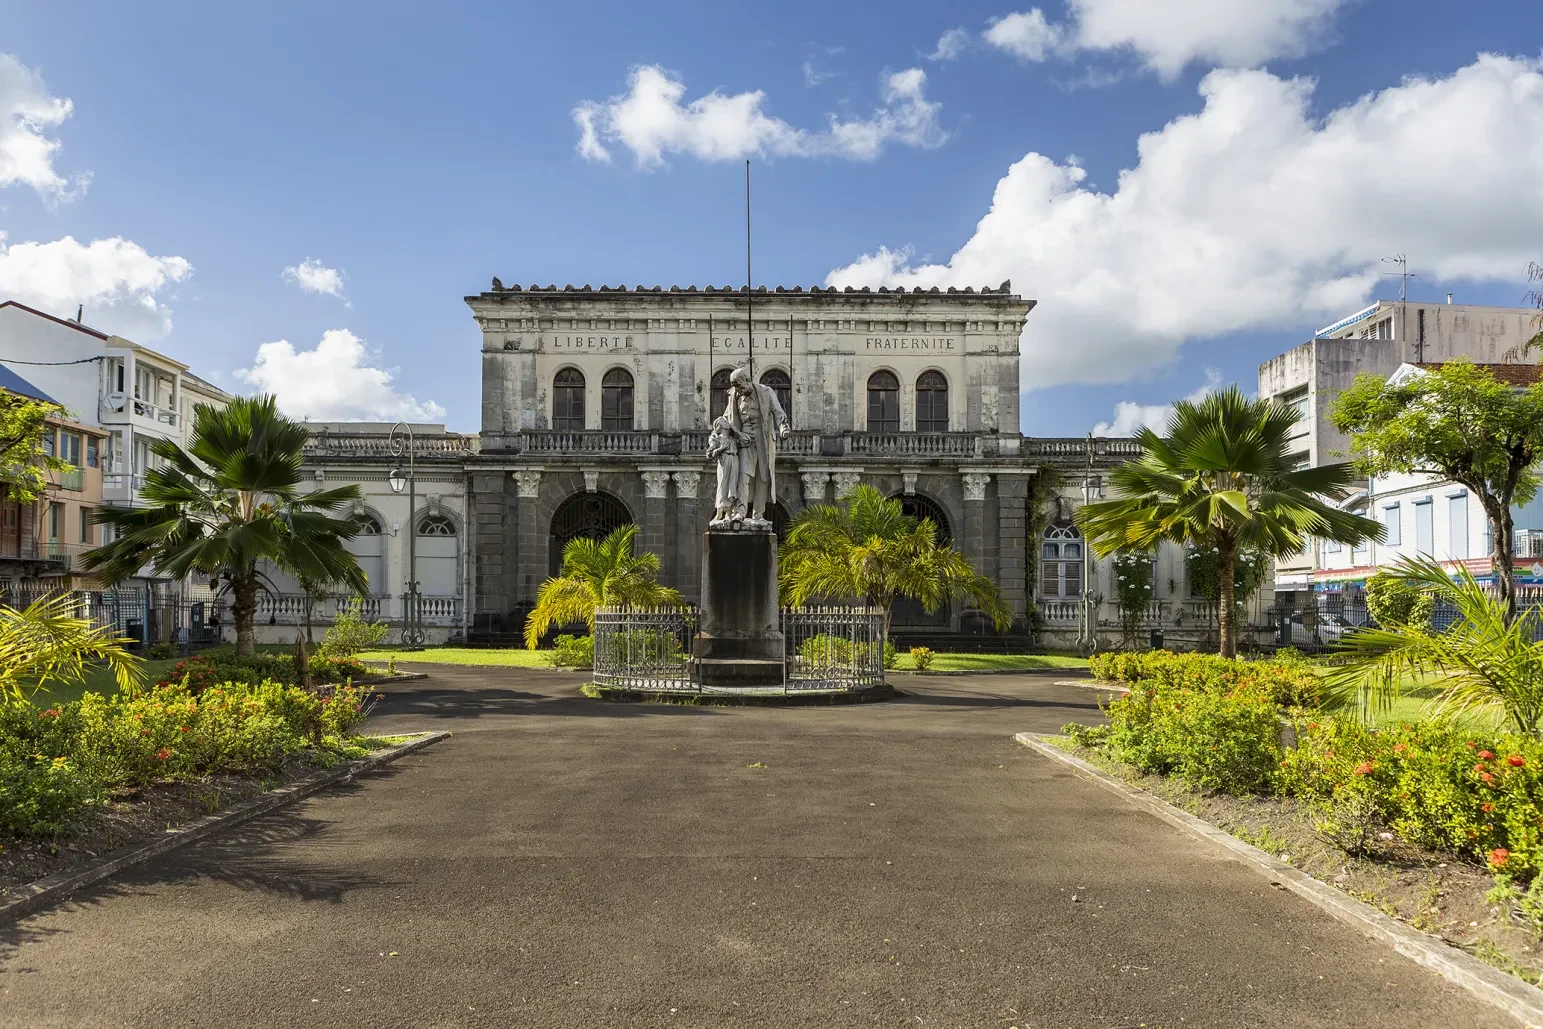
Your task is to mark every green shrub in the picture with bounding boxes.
[146,642,178,661]
[154,652,368,692]
[1364,572,1434,631]
[883,639,898,670]
[1087,650,1324,710]
[319,601,390,659]
[796,634,887,673]
[910,646,935,670]
[0,754,94,836]
[1104,675,1282,793]
[549,634,595,669]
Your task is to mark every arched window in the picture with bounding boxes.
[915,371,949,433]
[417,515,456,536]
[866,371,899,432]
[760,368,791,418]
[601,368,634,431]
[1040,523,1083,599]
[346,514,385,592]
[553,369,585,431]
[893,492,953,628]
[549,492,633,576]
[710,368,733,421]
[899,493,952,545]
[351,514,382,535]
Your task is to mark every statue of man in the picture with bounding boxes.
[718,366,789,528]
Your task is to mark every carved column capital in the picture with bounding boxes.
[583,469,600,494]
[832,472,861,499]
[512,469,542,498]
[641,470,671,499]
[672,470,701,499]
[961,472,991,502]
[801,471,830,503]
[901,471,918,496]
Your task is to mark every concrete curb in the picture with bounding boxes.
[1014,731,1543,1029]
[894,667,1093,678]
[0,730,451,923]
[1055,678,1129,692]
[353,672,430,685]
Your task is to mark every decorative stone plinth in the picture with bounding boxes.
[693,529,784,687]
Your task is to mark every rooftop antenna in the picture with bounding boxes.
[75,304,83,322]
[745,159,754,379]
[1381,254,1419,302]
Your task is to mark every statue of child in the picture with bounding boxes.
[705,415,742,525]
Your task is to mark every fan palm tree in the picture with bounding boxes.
[1078,386,1382,658]
[0,593,142,703]
[523,524,684,648]
[779,484,1012,636]
[80,395,368,657]
[1326,557,1543,735]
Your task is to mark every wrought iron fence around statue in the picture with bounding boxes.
[592,604,888,695]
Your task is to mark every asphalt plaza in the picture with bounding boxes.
[0,667,1514,1028]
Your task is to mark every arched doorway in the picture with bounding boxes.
[891,492,953,629]
[767,500,790,541]
[549,491,633,576]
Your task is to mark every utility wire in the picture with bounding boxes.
[0,356,104,366]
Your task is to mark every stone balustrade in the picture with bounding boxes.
[251,593,461,626]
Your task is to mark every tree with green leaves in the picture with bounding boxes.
[0,593,141,704]
[1331,361,1543,623]
[0,391,67,503]
[779,484,1011,636]
[80,395,368,656]
[1079,386,1381,658]
[523,524,683,648]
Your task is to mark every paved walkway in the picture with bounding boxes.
[0,668,1513,1028]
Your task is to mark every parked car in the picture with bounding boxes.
[1277,611,1365,646]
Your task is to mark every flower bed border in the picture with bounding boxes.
[1014,731,1543,1028]
[0,730,450,923]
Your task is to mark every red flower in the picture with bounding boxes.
[1393,743,1407,753]
[1482,803,1496,813]
[1354,761,1376,776]
[155,748,171,761]
[1482,772,1496,784]
[1475,762,1488,773]
[38,707,59,719]
[179,726,190,733]
[1490,848,1512,868]
[1479,750,1496,760]
[1509,755,1527,768]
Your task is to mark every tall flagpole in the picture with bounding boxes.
[745,160,754,379]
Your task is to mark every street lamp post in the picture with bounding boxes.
[388,423,425,648]
[1078,475,1098,657]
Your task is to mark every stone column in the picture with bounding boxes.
[995,473,1030,631]
[961,472,991,626]
[832,471,861,499]
[512,469,543,615]
[471,471,508,635]
[673,470,703,603]
[640,470,672,586]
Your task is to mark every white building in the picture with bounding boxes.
[1258,299,1542,611]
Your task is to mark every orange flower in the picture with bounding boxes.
[1490,848,1511,868]
[1509,755,1527,768]
[1479,750,1496,760]
[1393,743,1407,753]
[1481,802,1495,813]
[155,748,171,761]
[1354,761,1376,776]
[1481,772,1496,784]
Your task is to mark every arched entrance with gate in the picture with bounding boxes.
[891,492,953,629]
[549,491,634,576]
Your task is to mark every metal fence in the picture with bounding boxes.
[0,583,222,649]
[593,606,699,692]
[782,606,888,692]
[592,604,888,695]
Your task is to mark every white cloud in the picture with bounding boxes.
[928,28,971,62]
[1092,369,1221,436]
[802,61,834,88]
[237,329,445,422]
[980,1,1348,79]
[0,232,191,338]
[572,64,946,167]
[0,54,89,201]
[984,10,1066,63]
[825,55,1543,394]
[282,258,348,304]
[1069,0,1348,79]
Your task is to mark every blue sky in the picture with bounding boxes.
[1,0,1540,435]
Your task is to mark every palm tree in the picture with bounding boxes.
[80,396,368,657]
[1326,557,1543,735]
[1078,386,1381,658]
[0,593,141,703]
[523,524,684,648]
[779,485,1011,636]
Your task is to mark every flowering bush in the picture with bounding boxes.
[154,652,369,692]
[1276,719,1543,878]
[1103,672,1282,793]
[910,646,936,671]
[1,679,381,837]
[548,634,595,669]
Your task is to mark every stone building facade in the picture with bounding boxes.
[464,281,1043,640]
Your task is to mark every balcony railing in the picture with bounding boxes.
[132,399,178,426]
[57,467,85,491]
[251,592,462,626]
[302,434,475,458]
[1518,529,1543,559]
[41,541,96,570]
[486,429,1002,460]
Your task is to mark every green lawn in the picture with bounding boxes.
[893,652,1090,673]
[356,647,554,668]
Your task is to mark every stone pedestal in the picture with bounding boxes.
[693,529,784,686]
